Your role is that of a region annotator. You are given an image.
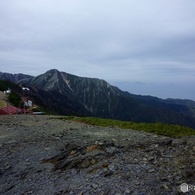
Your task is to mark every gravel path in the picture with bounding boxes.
[0,115,194,195]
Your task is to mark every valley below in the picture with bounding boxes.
[0,115,194,195]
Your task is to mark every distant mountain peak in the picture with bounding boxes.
[0,69,195,128]
[0,71,34,83]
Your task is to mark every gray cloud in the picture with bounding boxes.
[0,0,195,99]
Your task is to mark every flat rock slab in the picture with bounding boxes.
[0,115,194,195]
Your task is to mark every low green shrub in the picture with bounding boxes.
[56,116,195,138]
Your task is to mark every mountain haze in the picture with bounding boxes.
[0,69,195,128]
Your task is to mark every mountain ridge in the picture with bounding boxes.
[0,69,195,128]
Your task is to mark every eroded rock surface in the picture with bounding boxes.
[0,115,194,195]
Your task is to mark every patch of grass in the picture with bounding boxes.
[55,116,195,138]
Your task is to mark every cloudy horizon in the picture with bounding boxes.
[0,0,195,100]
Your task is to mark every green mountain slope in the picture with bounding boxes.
[1,69,195,129]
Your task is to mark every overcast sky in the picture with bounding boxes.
[0,0,195,100]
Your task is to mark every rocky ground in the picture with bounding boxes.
[0,115,194,195]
